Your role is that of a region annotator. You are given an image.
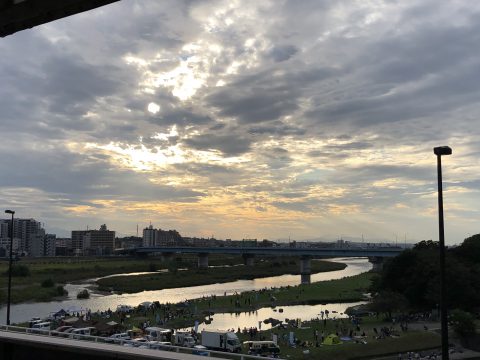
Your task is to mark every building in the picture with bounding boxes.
[0,218,45,255]
[142,226,183,247]
[72,230,89,255]
[71,225,115,255]
[143,225,156,247]
[55,238,72,256]
[116,236,142,249]
[0,237,20,257]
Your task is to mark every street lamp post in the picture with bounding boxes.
[4,209,15,325]
[433,146,452,360]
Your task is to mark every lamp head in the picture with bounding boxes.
[433,146,452,156]
[4,210,14,215]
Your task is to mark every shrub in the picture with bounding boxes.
[148,263,157,272]
[41,278,54,288]
[451,309,476,338]
[4,264,30,277]
[56,286,68,296]
[77,289,90,299]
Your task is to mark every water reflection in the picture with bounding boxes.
[0,257,371,324]
[190,302,367,332]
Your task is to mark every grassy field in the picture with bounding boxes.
[0,256,346,304]
[98,272,373,330]
[96,259,346,293]
[238,316,441,360]
[0,254,242,304]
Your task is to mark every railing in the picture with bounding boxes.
[0,324,283,360]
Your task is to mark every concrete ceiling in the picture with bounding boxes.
[0,0,120,37]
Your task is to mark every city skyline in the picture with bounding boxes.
[1,1,480,244]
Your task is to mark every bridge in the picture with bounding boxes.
[0,325,262,360]
[128,246,403,283]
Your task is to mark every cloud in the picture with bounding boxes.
[0,0,480,242]
[183,133,252,156]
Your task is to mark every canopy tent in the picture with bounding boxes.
[52,309,68,318]
[322,334,342,346]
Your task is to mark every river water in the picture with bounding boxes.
[0,257,371,324]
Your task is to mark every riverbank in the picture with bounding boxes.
[0,256,346,305]
[0,255,242,304]
[96,259,346,293]
[95,272,374,330]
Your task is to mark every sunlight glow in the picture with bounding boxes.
[147,102,160,114]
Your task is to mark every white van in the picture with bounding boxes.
[244,341,280,355]
[144,327,172,342]
[30,322,51,334]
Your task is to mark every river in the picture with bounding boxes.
[0,257,371,324]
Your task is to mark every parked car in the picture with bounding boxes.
[29,322,51,334]
[52,326,72,336]
[192,345,209,356]
[244,341,281,356]
[106,332,130,344]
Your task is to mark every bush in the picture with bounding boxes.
[451,309,476,338]
[77,289,90,299]
[4,264,30,277]
[41,278,54,288]
[56,286,68,296]
[148,263,157,272]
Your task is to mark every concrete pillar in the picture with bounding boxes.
[368,256,384,272]
[300,256,311,284]
[242,254,255,266]
[198,253,209,269]
[160,252,173,262]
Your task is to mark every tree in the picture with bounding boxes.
[450,309,476,339]
[369,291,408,319]
[373,241,480,311]
[455,234,480,264]
[414,240,439,250]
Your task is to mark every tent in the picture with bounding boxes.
[322,334,342,346]
[52,309,68,318]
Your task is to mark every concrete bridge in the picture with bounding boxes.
[0,326,262,360]
[128,246,403,284]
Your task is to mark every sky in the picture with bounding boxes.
[0,0,479,244]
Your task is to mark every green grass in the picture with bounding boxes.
[241,319,441,360]
[0,256,345,304]
[192,272,374,314]
[96,259,346,293]
[97,271,373,331]
[0,255,240,304]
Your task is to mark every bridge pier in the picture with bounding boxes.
[368,256,384,272]
[242,254,255,266]
[198,253,209,269]
[300,256,311,284]
[160,252,173,262]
